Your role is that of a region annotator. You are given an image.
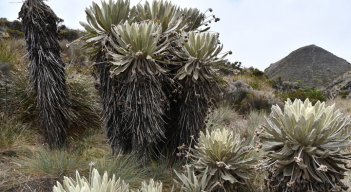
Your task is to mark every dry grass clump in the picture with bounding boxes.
[238,91,281,114]
[0,113,36,152]
[207,104,267,141]
[20,148,87,178]
[206,104,242,130]
[66,68,101,136]
[327,97,351,116]
[232,73,273,92]
[3,127,177,191]
[94,155,147,188]
[1,65,101,138]
[60,40,91,66]
[0,161,31,191]
[0,39,26,68]
[221,78,282,114]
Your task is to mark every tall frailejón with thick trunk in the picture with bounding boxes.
[80,0,228,160]
[19,0,70,149]
[80,0,131,153]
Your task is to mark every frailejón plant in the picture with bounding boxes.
[260,99,351,192]
[19,0,70,148]
[80,0,229,159]
[166,31,229,153]
[174,165,217,192]
[188,128,257,191]
[53,168,129,192]
[137,179,163,192]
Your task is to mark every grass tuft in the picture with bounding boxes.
[0,113,34,151]
[21,148,87,178]
[94,154,147,188]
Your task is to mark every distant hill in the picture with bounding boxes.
[264,45,351,89]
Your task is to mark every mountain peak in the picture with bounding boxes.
[265,45,351,88]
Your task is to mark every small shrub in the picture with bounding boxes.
[206,104,239,130]
[248,81,260,90]
[249,67,265,77]
[239,91,281,114]
[58,27,81,42]
[0,18,11,27]
[339,90,349,99]
[242,110,266,143]
[260,99,351,192]
[2,67,101,137]
[279,88,326,104]
[5,28,24,38]
[215,61,242,76]
[66,72,101,136]
[232,74,272,92]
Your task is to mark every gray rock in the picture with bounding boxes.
[265,45,351,89]
[222,80,282,113]
[224,80,253,104]
[273,80,301,93]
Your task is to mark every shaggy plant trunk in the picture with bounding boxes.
[105,78,133,154]
[165,79,219,155]
[112,75,167,162]
[94,53,111,113]
[19,0,69,149]
[93,54,133,153]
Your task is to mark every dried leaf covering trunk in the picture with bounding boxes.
[19,0,69,149]
[165,80,219,154]
[110,75,168,162]
[92,53,132,153]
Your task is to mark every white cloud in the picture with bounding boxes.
[1,0,350,70]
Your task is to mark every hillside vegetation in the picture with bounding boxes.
[1,0,351,191]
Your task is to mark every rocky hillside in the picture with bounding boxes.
[326,70,351,99]
[265,45,351,88]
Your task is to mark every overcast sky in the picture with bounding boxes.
[1,0,350,70]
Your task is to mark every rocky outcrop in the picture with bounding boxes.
[265,45,351,89]
[224,80,253,104]
[222,80,282,113]
[272,80,301,93]
[325,70,351,99]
